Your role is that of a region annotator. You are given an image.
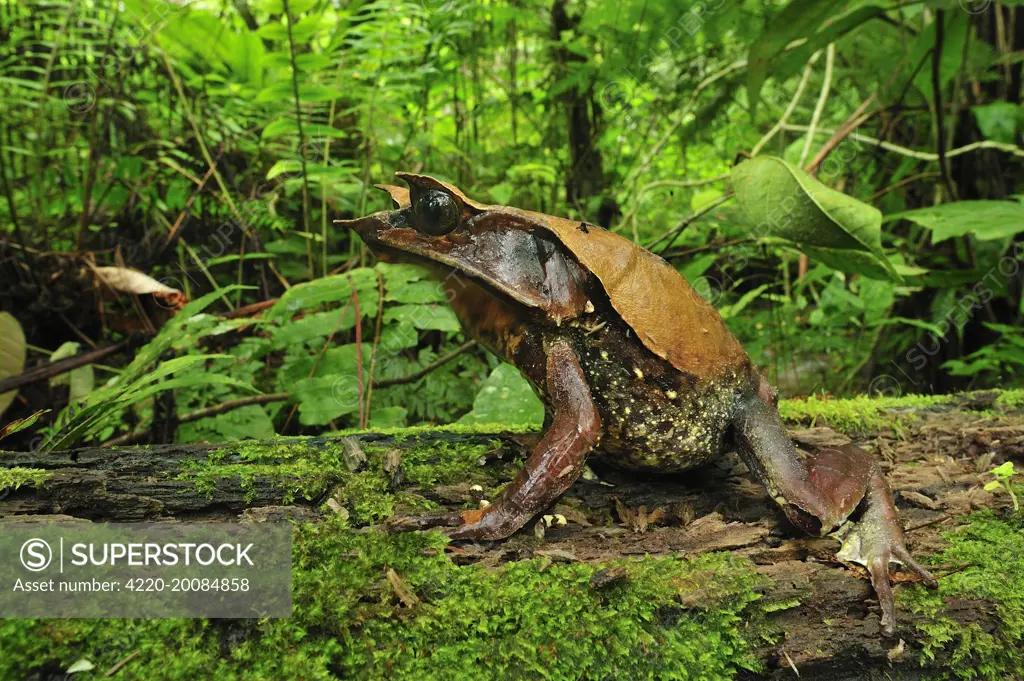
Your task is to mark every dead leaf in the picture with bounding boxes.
[385,568,420,608]
[0,409,48,443]
[613,496,665,534]
[340,437,367,472]
[92,266,187,309]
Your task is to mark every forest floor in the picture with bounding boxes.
[1,391,1023,680]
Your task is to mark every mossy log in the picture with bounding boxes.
[1,392,1023,681]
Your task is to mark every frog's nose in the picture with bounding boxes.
[333,212,392,238]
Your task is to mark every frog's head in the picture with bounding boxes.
[336,173,590,320]
[336,173,489,260]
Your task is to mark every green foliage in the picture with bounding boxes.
[886,201,1024,244]
[458,363,545,427]
[943,323,1024,384]
[2,0,1024,436]
[732,156,901,281]
[0,466,51,491]
[982,462,1019,511]
[0,313,26,419]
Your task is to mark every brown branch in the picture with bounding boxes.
[0,342,128,395]
[163,149,222,249]
[647,194,733,253]
[221,298,279,319]
[805,93,879,176]
[868,172,942,201]
[372,340,478,388]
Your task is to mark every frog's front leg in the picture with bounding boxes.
[733,386,937,635]
[447,341,601,539]
[388,341,601,540]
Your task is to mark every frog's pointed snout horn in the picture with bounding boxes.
[333,183,411,236]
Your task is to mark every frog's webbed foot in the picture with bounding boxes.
[389,341,601,542]
[734,390,937,635]
[832,463,938,634]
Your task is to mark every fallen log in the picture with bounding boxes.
[1,392,1022,680]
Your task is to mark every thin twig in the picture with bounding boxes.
[351,280,365,428]
[163,148,222,248]
[932,9,958,201]
[0,342,128,395]
[780,124,1024,160]
[363,271,386,423]
[617,175,729,231]
[282,0,314,277]
[646,194,733,252]
[104,651,139,677]
[805,94,878,176]
[798,43,835,168]
[868,172,941,201]
[750,50,822,157]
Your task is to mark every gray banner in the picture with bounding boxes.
[0,523,292,618]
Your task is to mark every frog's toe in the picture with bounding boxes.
[834,492,937,635]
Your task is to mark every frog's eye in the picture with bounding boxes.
[412,189,460,236]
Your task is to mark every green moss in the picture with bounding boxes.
[900,511,1024,680]
[994,389,1024,411]
[0,466,51,491]
[335,421,540,441]
[0,519,767,681]
[778,393,947,435]
[178,440,346,504]
[178,435,506,523]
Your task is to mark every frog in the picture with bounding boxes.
[338,172,937,634]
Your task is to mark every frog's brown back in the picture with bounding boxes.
[391,173,751,382]
[525,210,750,380]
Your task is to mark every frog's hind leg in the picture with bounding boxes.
[731,387,937,635]
[388,341,601,540]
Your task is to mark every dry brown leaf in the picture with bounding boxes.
[385,568,420,608]
[92,266,187,309]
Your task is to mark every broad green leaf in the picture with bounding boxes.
[679,254,717,284]
[383,304,461,332]
[267,269,378,321]
[369,405,407,428]
[972,102,1018,144]
[732,156,901,281]
[267,159,302,180]
[256,22,289,42]
[293,374,361,425]
[262,117,299,140]
[458,364,543,427]
[49,342,95,403]
[885,201,1024,243]
[0,313,26,418]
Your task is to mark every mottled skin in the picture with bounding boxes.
[339,174,937,635]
